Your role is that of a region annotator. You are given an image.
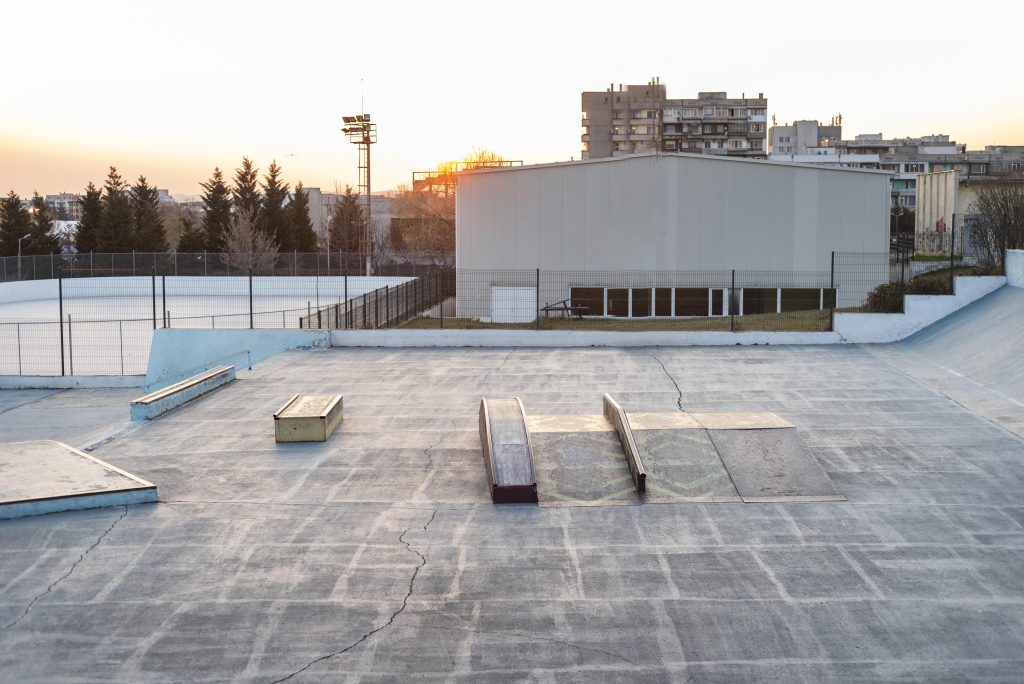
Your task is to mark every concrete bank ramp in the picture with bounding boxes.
[0,440,157,519]
[869,285,1024,436]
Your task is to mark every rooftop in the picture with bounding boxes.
[1,287,1023,681]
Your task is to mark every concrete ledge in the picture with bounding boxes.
[1007,250,1023,288]
[273,394,344,442]
[834,276,1006,343]
[0,375,144,389]
[131,365,235,421]
[332,329,842,347]
[602,394,646,493]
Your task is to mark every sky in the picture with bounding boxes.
[2,0,1022,200]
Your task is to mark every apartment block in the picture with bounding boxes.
[768,121,1024,209]
[581,80,767,159]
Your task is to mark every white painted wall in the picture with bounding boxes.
[1006,250,1024,287]
[456,153,890,272]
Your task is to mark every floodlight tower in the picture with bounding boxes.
[341,114,377,275]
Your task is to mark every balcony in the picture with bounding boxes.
[581,134,590,143]
[612,133,630,142]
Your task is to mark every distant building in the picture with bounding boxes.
[769,123,1024,209]
[290,188,395,252]
[43,193,82,221]
[582,79,767,159]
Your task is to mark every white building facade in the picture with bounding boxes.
[455,153,890,320]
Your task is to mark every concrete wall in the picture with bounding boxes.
[145,328,330,389]
[333,328,841,347]
[1007,250,1024,287]
[834,276,1005,343]
[0,278,58,304]
[457,154,889,273]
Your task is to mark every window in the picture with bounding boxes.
[608,289,629,317]
[729,139,746,149]
[570,288,604,316]
[749,123,763,133]
[681,108,699,118]
[905,163,924,173]
[655,288,672,316]
[632,288,652,317]
[582,141,589,151]
[749,139,762,149]
[704,106,715,116]
[971,163,988,174]
[742,288,776,314]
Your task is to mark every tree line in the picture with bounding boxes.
[0,158,321,256]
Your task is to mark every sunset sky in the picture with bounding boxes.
[2,0,1021,200]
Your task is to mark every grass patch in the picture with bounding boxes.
[399,308,831,332]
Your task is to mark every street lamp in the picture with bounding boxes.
[17,233,30,281]
[341,113,376,275]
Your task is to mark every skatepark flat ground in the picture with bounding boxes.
[1,289,1023,681]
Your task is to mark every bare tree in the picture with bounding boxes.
[969,173,1024,272]
[223,206,278,272]
[392,149,509,258]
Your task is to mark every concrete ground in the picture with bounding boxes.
[2,312,1024,680]
[0,387,139,447]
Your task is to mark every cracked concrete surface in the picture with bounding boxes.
[1,339,1024,681]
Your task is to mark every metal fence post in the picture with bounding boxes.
[151,270,157,330]
[119,320,124,375]
[249,268,254,329]
[50,253,54,279]
[730,269,736,332]
[58,269,65,376]
[439,271,443,330]
[829,251,836,330]
[950,216,956,293]
[536,268,541,331]
[161,275,167,328]
[67,315,73,376]
[385,285,390,327]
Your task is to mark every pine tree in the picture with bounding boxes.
[131,176,168,252]
[232,157,261,226]
[0,191,31,257]
[175,214,207,252]
[330,185,364,254]
[289,182,318,252]
[27,193,59,254]
[75,182,102,253]
[200,167,232,252]
[98,167,134,252]
[259,161,291,251]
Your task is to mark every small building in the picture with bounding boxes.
[455,153,889,321]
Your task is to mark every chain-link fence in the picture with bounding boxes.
[0,251,455,283]
[1,252,938,376]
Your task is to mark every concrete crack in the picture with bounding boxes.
[424,421,454,472]
[3,505,128,631]
[423,509,438,531]
[647,352,685,412]
[268,510,434,683]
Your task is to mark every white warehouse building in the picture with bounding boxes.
[454,153,890,322]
